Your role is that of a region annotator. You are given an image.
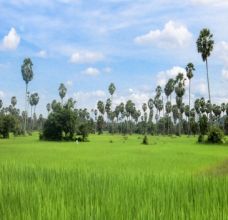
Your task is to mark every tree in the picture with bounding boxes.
[21,58,34,132]
[97,101,105,115]
[186,63,195,135]
[46,103,51,114]
[196,29,214,106]
[175,73,186,135]
[58,83,67,104]
[0,99,2,109]
[11,96,17,108]
[108,83,116,99]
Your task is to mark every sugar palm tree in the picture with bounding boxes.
[58,83,67,104]
[196,29,214,104]
[21,58,34,132]
[186,63,195,135]
[108,83,116,99]
[46,103,51,114]
[11,96,17,108]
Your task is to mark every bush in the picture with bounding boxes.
[198,134,204,143]
[207,126,225,144]
[142,135,149,145]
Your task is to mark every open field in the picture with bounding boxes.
[0,134,228,219]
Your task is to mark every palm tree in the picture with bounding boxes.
[97,101,105,115]
[196,29,214,105]
[46,103,51,114]
[164,79,175,134]
[148,99,154,122]
[175,73,186,135]
[186,63,195,135]
[0,99,2,109]
[108,83,116,100]
[32,93,39,116]
[58,83,67,104]
[21,58,34,132]
[11,96,17,108]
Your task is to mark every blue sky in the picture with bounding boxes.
[0,0,228,115]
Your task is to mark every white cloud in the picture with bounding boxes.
[82,67,100,76]
[70,51,104,64]
[1,28,20,50]
[66,80,73,86]
[156,66,187,87]
[222,69,228,79]
[216,41,228,66]
[103,67,112,74]
[191,0,228,6]
[36,50,47,58]
[134,20,192,48]
[0,91,5,98]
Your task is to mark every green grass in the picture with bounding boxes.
[0,134,228,219]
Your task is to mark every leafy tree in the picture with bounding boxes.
[199,114,209,135]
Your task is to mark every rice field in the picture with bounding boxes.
[0,134,228,219]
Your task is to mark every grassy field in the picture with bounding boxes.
[0,134,228,219]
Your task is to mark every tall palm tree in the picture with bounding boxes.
[108,83,116,100]
[196,29,214,105]
[186,63,195,135]
[97,101,105,115]
[11,96,17,108]
[175,73,186,135]
[21,58,34,132]
[58,83,67,104]
[148,99,154,122]
[46,103,51,114]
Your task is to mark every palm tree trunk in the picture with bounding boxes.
[188,80,191,136]
[206,59,212,123]
[24,83,28,133]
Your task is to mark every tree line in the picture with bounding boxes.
[0,28,228,141]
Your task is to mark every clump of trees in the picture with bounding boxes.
[41,84,92,141]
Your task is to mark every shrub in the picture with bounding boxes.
[207,126,224,144]
[198,134,204,143]
[142,135,149,145]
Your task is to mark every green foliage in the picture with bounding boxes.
[0,114,17,138]
[199,115,209,135]
[207,126,225,144]
[142,135,149,145]
[224,117,228,135]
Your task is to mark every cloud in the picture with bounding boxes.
[216,41,228,67]
[1,28,20,50]
[70,51,104,64]
[103,67,112,74]
[36,50,47,58]
[74,90,106,107]
[191,0,228,6]
[134,20,192,48]
[0,91,5,98]
[82,67,100,76]
[222,69,228,80]
[156,66,187,87]
[66,80,73,86]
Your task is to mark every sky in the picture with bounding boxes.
[0,0,228,116]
